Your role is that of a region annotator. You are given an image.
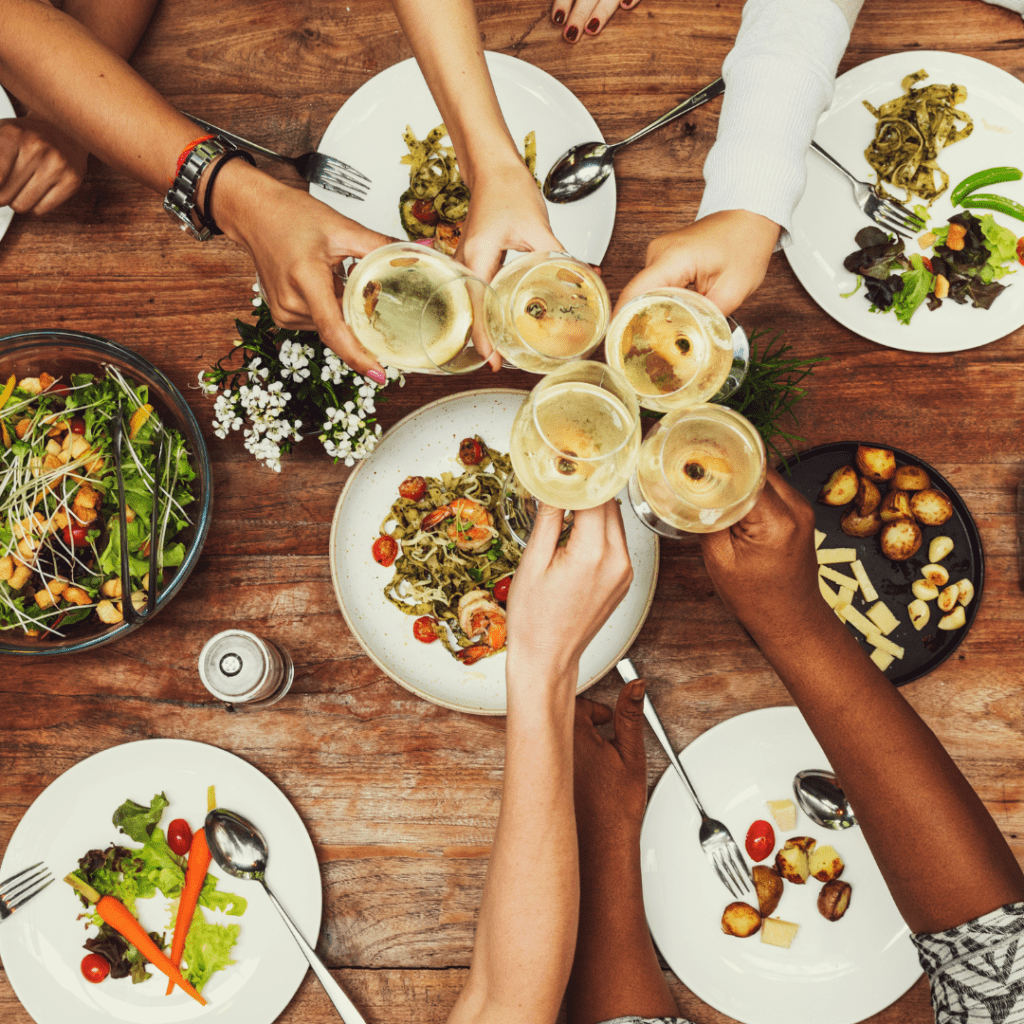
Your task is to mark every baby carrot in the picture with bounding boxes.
[64,875,207,1006]
[165,827,212,995]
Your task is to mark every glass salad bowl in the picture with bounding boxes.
[0,330,213,656]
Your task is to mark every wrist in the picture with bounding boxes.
[458,135,528,193]
[199,158,268,245]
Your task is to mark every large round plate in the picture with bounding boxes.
[330,389,658,715]
[314,52,615,265]
[0,85,16,244]
[0,740,321,1024]
[641,706,921,1024]
[784,442,983,686]
[786,51,1024,352]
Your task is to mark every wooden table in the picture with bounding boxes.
[2,2,1022,1021]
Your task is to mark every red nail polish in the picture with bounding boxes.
[587,17,600,32]
[565,25,578,41]
[553,9,565,24]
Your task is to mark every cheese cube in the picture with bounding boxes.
[866,600,900,636]
[814,529,826,550]
[761,917,800,949]
[840,604,877,637]
[819,566,859,590]
[816,547,857,564]
[818,577,840,609]
[766,799,797,831]
[850,559,878,603]
[867,632,904,659]
[870,648,894,671]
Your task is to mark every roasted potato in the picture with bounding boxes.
[956,579,975,606]
[921,563,949,587]
[910,489,954,526]
[891,465,931,492]
[855,446,896,483]
[752,865,784,917]
[908,599,930,631]
[721,901,762,937]
[808,844,844,882]
[879,490,913,523]
[911,579,939,602]
[784,836,817,852]
[938,606,966,630]
[818,880,852,922]
[855,477,882,516]
[929,536,954,563]
[880,519,922,562]
[775,841,811,884]
[818,466,858,506]
[937,585,959,613]
[840,507,882,538]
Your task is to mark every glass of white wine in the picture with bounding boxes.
[487,252,610,374]
[604,288,747,411]
[628,404,766,537]
[342,242,499,374]
[501,361,640,545]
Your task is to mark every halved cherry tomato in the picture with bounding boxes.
[81,953,110,983]
[372,535,399,567]
[69,417,87,435]
[745,819,775,862]
[63,523,90,547]
[492,576,512,603]
[1017,235,1024,267]
[413,616,440,643]
[411,199,440,225]
[920,256,933,274]
[167,818,193,856]
[398,476,427,502]
[458,438,485,466]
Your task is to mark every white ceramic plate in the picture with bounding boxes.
[0,740,321,1024]
[314,52,615,266]
[640,706,921,1024]
[786,51,1024,353]
[330,389,658,715]
[0,84,15,243]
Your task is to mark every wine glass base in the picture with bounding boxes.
[712,318,750,403]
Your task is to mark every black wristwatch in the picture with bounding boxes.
[163,138,231,241]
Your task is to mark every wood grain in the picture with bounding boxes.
[2,2,1024,1023]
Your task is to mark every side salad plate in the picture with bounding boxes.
[330,389,659,715]
[787,50,1024,352]
[0,739,321,1024]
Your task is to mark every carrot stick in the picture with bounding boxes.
[165,827,212,995]
[64,875,207,1006]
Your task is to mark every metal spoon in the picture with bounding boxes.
[793,769,858,830]
[205,809,367,1024]
[543,77,725,204]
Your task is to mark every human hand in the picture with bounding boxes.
[574,680,648,847]
[0,114,88,214]
[550,0,641,43]
[700,469,833,649]
[505,499,633,686]
[615,210,781,318]
[212,160,396,381]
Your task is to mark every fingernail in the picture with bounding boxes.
[553,9,565,24]
[629,679,646,701]
[587,17,600,32]
[366,369,387,386]
[565,25,578,41]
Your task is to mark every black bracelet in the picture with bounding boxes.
[199,149,256,236]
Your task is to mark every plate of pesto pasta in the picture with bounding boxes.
[329,389,658,715]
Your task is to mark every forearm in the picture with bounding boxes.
[60,0,158,60]
[756,608,1024,934]
[697,0,864,242]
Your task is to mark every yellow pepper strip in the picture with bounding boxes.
[128,403,153,440]
[207,786,217,813]
[1,421,10,449]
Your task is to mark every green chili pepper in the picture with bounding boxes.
[959,192,1024,223]
[950,167,1023,206]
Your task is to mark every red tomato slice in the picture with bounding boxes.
[920,256,933,274]
[398,476,427,502]
[412,616,440,643]
[411,199,440,225]
[458,438,485,466]
[745,819,776,862]
[63,523,90,547]
[492,576,512,603]
[81,953,110,983]
[1017,234,1024,267]
[372,535,398,567]
[70,417,87,435]
[167,818,193,856]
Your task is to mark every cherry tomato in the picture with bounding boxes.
[492,576,512,603]
[372,535,398,567]
[63,523,90,547]
[412,616,440,643]
[50,384,71,398]
[745,819,776,862]
[398,476,427,502]
[80,953,110,984]
[920,256,933,274]
[167,818,193,856]
[411,199,440,225]
[1017,235,1024,267]
[69,417,87,435]
[458,438,485,466]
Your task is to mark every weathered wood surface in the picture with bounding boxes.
[1,1,1023,1022]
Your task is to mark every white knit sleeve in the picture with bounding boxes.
[696,0,864,247]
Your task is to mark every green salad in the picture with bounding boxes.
[0,366,196,638]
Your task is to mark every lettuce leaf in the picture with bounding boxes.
[893,254,935,325]
[113,793,170,844]
[180,908,242,992]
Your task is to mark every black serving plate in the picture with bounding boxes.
[783,442,983,687]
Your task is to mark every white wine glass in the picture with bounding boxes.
[604,287,749,411]
[500,360,640,546]
[628,404,766,537]
[342,242,499,374]
[488,252,610,374]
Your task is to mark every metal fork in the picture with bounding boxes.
[0,862,54,921]
[810,140,926,238]
[617,659,752,899]
[181,112,370,201]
